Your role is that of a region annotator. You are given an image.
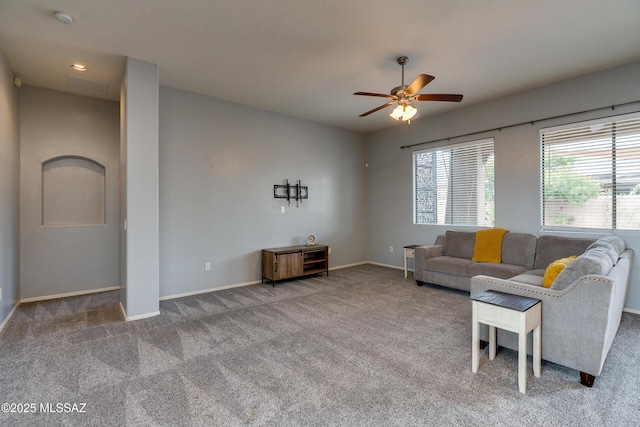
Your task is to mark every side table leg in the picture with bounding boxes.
[472,302,479,373]
[404,250,408,279]
[518,320,527,394]
[489,326,496,360]
[533,324,541,378]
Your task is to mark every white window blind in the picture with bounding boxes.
[413,138,494,226]
[541,112,640,230]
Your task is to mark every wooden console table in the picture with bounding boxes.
[261,244,329,285]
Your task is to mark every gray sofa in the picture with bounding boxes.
[414,230,633,386]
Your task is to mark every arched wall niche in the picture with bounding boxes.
[42,155,106,226]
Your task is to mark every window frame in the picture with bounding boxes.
[413,137,495,226]
[540,111,640,232]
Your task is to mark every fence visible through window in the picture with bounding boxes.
[541,112,640,231]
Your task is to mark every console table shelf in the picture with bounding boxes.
[262,244,329,285]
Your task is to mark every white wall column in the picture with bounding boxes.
[120,57,160,319]
[0,49,20,328]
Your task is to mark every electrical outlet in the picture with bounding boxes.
[390,246,394,253]
[328,247,332,255]
[205,262,211,271]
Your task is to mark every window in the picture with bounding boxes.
[541,113,640,230]
[413,138,494,226]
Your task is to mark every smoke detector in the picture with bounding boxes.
[53,11,74,24]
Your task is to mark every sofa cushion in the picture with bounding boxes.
[534,235,596,270]
[467,262,528,279]
[501,232,537,269]
[588,235,625,254]
[425,256,474,276]
[443,231,475,259]
[588,243,618,267]
[472,228,508,263]
[543,255,578,288]
[509,270,545,287]
[551,248,613,290]
[586,236,626,267]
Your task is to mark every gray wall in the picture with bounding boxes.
[120,58,160,318]
[159,86,367,298]
[19,86,120,299]
[7,53,638,314]
[0,50,19,325]
[365,60,640,311]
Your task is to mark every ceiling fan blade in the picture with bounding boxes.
[359,101,395,117]
[354,91,396,99]
[405,74,435,95]
[413,94,464,102]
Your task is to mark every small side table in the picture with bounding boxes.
[471,290,541,394]
[403,245,421,279]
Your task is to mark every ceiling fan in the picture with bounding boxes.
[354,56,463,122]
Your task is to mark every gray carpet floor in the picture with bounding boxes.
[1,264,639,426]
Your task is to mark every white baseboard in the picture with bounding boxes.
[329,261,368,270]
[125,312,160,321]
[159,262,369,302]
[119,301,127,320]
[367,261,404,271]
[160,279,263,301]
[120,303,160,321]
[3,262,639,324]
[20,286,121,304]
[0,301,19,334]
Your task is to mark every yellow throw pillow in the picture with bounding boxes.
[472,228,508,263]
[543,256,578,288]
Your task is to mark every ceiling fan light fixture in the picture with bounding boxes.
[354,55,463,122]
[390,105,404,120]
[402,104,417,121]
[71,63,87,72]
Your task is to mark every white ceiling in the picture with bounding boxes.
[1,1,639,133]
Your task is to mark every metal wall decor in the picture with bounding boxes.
[274,179,308,207]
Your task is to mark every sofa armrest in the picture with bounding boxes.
[415,245,444,260]
[470,274,617,376]
[415,245,443,282]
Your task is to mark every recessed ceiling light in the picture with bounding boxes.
[53,11,74,24]
[70,64,87,72]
